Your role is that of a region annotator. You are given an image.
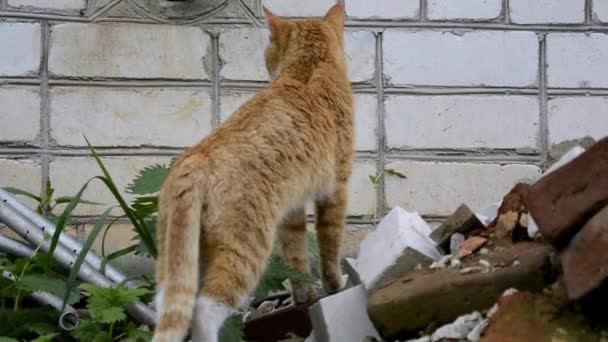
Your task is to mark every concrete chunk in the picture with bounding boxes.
[356,207,442,290]
[430,204,485,251]
[309,285,380,342]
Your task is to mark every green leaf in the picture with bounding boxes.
[124,322,153,342]
[368,174,381,185]
[25,322,57,336]
[0,337,19,342]
[54,196,103,205]
[84,136,157,258]
[384,168,407,179]
[18,274,80,305]
[126,163,171,195]
[131,195,159,218]
[219,314,244,342]
[92,305,126,324]
[3,187,41,202]
[62,206,115,312]
[254,255,316,297]
[30,333,59,342]
[72,319,113,342]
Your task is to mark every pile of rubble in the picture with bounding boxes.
[244,137,608,342]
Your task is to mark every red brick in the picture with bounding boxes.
[561,205,608,300]
[367,243,555,340]
[524,137,608,247]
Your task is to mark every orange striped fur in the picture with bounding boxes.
[152,5,353,341]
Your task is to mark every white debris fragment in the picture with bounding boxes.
[479,248,489,255]
[478,259,491,268]
[475,201,502,225]
[502,288,519,297]
[356,207,442,290]
[431,254,453,269]
[460,266,483,274]
[487,303,499,317]
[450,258,462,268]
[450,233,466,255]
[467,318,489,341]
[512,260,521,267]
[404,336,431,342]
[309,285,380,342]
[431,311,483,341]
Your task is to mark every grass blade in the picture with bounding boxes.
[2,187,41,202]
[84,136,157,258]
[61,206,115,311]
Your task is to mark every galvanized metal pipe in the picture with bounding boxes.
[0,188,134,288]
[0,199,157,325]
[2,271,80,331]
[0,234,35,258]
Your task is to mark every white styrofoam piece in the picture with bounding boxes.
[431,311,483,341]
[309,285,380,342]
[355,207,441,289]
[475,201,502,226]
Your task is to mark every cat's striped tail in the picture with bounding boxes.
[152,184,202,342]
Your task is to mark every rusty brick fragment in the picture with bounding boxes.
[562,205,608,301]
[525,137,608,247]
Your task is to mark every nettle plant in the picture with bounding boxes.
[1,137,319,341]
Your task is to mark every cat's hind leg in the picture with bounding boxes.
[153,190,169,321]
[192,218,275,341]
[278,207,318,303]
[314,185,347,294]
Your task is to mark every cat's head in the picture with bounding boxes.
[263,4,346,79]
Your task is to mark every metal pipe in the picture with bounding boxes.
[0,234,35,258]
[0,199,157,326]
[0,188,134,288]
[2,270,80,331]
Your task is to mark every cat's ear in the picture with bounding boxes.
[323,4,345,30]
[263,6,283,41]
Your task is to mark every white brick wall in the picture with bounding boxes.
[50,87,212,147]
[345,0,419,20]
[49,23,210,79]
[428,0,502,21]
[0,1,604,230]
[0,159,41,208]
[385,95,539,150]
[548,97,608,146]
[0,23,40,77]
[0,87,40,142]
[383,30,538,87]
[594,1,608,22]
[219,29,375,83]
[510,0,585,24]
[261,0,337,17]
[7,0,86,12]
[49,157,170,216]
[385,161,541,216]
[547,33,608,88]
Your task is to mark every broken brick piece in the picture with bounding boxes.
[430,204,485,251]
[367,243,555,340]
[458,236,488,258]
[525,137,608,247]
[562,205,608,301]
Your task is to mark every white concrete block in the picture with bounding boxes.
[385,161,541,216]
[309,285,380,342]
[510,0,585,24]
[594,1,608,22]
[49,23,209,79]
[547,97,608,145]
[50,87,212,147]
[348,162,377,216]
[346,0,419,20]
[385,95,539,150]
[49,157,171,216]
[345,31,376,83]
[353,94,377,151]
[383,30,538,87]
[0,23,41,77]
[428,0,502,21]
[261,0,337,17]
[547,33,608,88]
[7,0,86,12]
[0,159,41,208]
[356,207,442,290]
[0,87,40,142]
[220,92,256,123]
[220,28,269,81]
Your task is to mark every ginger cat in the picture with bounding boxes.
[152,5,353,341]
